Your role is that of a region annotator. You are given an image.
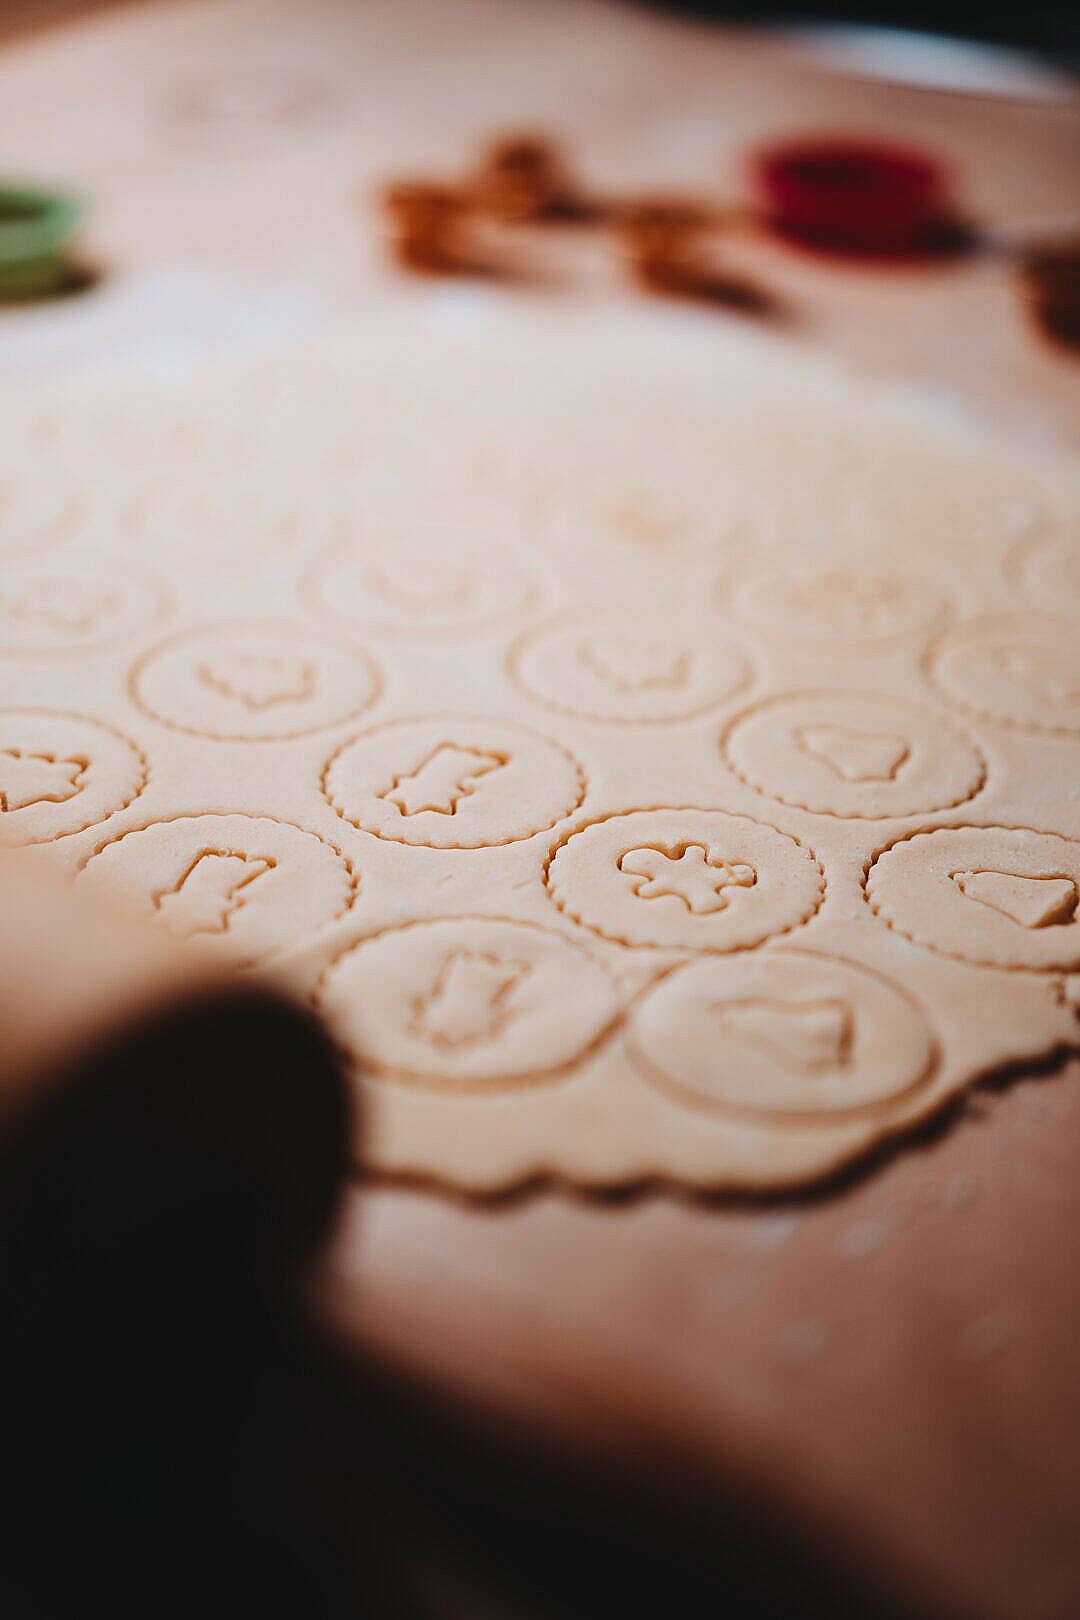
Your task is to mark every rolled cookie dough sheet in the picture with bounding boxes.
[4,305,1078,1191]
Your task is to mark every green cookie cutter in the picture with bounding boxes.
[0,184,82,300]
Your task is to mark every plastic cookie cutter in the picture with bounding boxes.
[750,135,970,262]
[0,181,82,300]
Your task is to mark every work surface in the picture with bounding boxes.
[2,4,1079,1618]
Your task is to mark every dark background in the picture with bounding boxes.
[647,1,1080,68]
[2,0,1078,66]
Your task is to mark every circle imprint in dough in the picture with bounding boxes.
[77,813,353,967]
[1011,525,1080,613]
[928,613,1080,733]
[734,567,946,642]
[0,710,145,847]
[0,473,83,559]
[124,478,312,561]
[317,917,621,1091]
[866,825,1080,969]
[130,621,381,740]
[509,611,750,723]
[723,691,985,818]
[0,561,164,655]
[547,809,823,952]
[323,716,585,848]
[308,536,535,635]
[630,949,934,1117]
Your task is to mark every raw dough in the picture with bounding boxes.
[3,306,1079,1188]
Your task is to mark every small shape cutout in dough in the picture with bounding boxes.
[929,614,1080,733]
[734,569,946,642]
[630,949,933,1115]
[952,871,1078,931]
[0,749,86,812]
[619,845,755,914]
[381,743,505,817]
[724,692,984,819]
[132,622,380,740]
[713,997,852,1071]
[0,565,163,654]
[510,611,749,723]
[309,537,535,635]
[78,814,352,968]
[409,952,529,1047]
[198,652,316,711]
[155,851,272,937]
[318,919,620,1091]
[794,725,908,783]
[325,717,584,848]
[867,826,1080,969]
[577,634,690,693]
[548,809,822,952]
[0,711,145,846]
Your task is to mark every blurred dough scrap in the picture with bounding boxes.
[5,306,1080,1190]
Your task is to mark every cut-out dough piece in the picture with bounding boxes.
[548,809,822,952]
[382,744,504,817]
[77,814,352,967]
[929,614,1080,733]
[198,652,316,710]
[579,635,690,692]
[132,621,379,739]
[867,827,1080,969]
[0,563,162,654]
[630,949,933,1115]
[0,749,86,812]
[317,919,620,1091]
[795,725,908,783]
[325,717,583,847]
[510,611,749,722]
[618,846,756,914]
[410,952,529,1048]
[155,852,272,936]
[724,692,984,819]
[0,711,144,847]
[714,997,852,1070]
[734,569,946,641]
[309,536,535,634]
[952,871,1078,930]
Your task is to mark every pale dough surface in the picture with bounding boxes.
[4,304,1080,1189]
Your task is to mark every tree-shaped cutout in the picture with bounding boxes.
[0,749,87,811]
[410,951,529,1047]
[381,743,506,816]
[155,851,272,936]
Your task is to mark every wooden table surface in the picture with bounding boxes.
[2,5,1079,1617]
